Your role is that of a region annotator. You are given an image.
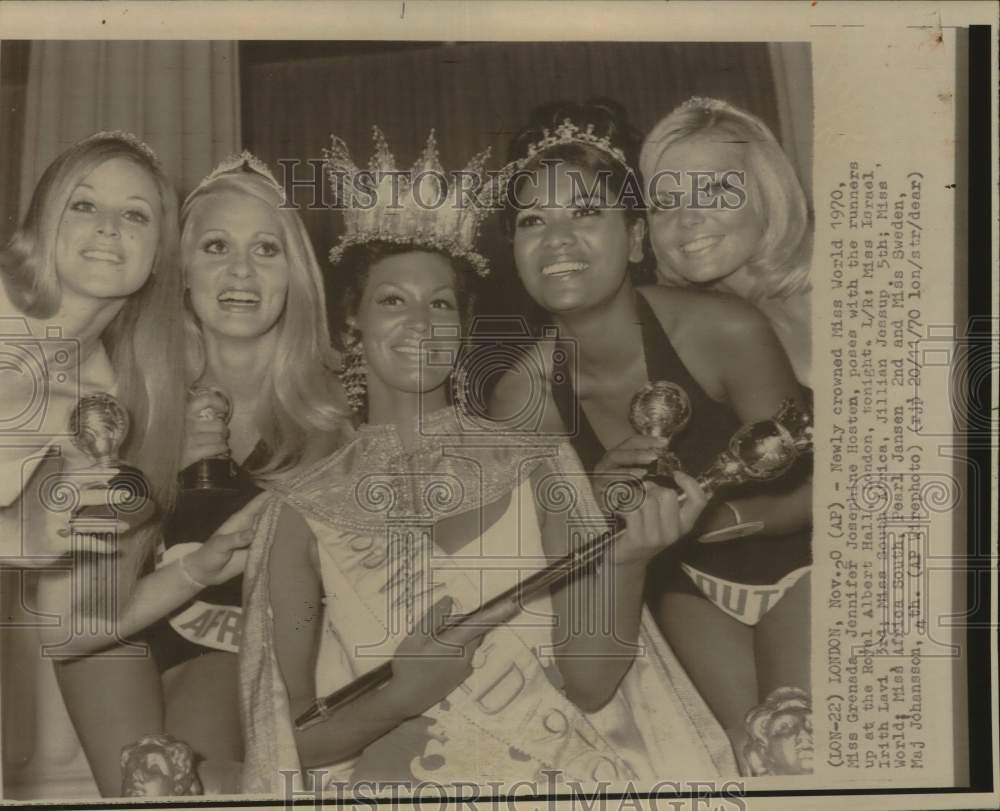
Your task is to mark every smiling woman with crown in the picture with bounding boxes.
[491,99,813,772]
[237,127,737,794]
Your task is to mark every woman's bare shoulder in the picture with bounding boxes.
[639,284,773,346]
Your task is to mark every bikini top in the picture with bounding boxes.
[550,290,742,481]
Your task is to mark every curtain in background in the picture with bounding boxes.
[769,42,814,203]
[18,40,241,215]
[0,42,30,240]
[2,40,241,800]
[242,42,787,314]
[5,41,814,271]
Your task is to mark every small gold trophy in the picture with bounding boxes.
[628,381,692,488]
[69,392,154,530]
[180,386,239,492]
[743,687,814,775]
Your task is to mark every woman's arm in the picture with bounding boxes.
[538,465,707,712]
[647,288,812,537]
[269,506,484,770]
[32,495,264,655]
[269,504,397,770]
[706,303,812,536]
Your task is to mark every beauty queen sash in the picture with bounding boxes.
[240,417,736,794]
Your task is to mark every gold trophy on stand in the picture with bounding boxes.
[294,387,814,730]
[180,386,239,493]
[628,380,691,490]
[693,398,812,498]
[69,392,155,531]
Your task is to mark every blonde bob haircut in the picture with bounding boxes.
[180,167,352,476]
[639,97,811,301]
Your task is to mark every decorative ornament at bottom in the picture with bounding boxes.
[120,734,204,796]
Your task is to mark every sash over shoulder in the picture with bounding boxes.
[239,407,737,795]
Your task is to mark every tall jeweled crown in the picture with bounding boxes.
[324,128,497,277]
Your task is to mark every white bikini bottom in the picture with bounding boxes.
[680,563,811,627]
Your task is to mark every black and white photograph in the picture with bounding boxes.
[0,3,994,810]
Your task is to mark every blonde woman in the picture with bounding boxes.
[640,97,813,386]
[52,154,353,794]
[140,154,352,773]
[0,132,190,794]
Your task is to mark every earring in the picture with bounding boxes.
[341,336,368,416]
[450,356,470,416]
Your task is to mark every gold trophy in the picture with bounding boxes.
[180,386,239,492]
[628,380,691,488]
[693,399,813,498]
[69,392,155,530]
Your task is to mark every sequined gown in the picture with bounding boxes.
[239,408,736,793]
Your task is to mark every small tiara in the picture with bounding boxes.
[678,96,739,114]
[519,119,629,169]
[82,130,159,164]
[189,150,286,204]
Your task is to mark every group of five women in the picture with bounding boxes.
[0,94,813,796]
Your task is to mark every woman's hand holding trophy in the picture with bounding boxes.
[69,393,155,523]
[624,381,812,505]
[180,386,239,492]
[40,392,157,555]
[592,381,692,513]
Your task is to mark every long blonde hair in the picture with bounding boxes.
[180,168,352,475]
[640,97,811,301]
[0,132,186,595]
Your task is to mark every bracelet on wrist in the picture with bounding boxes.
[724,501,744,526]
[178,554,210,590]
[697,503,766,545]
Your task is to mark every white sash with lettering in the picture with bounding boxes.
[161,542,242,653]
